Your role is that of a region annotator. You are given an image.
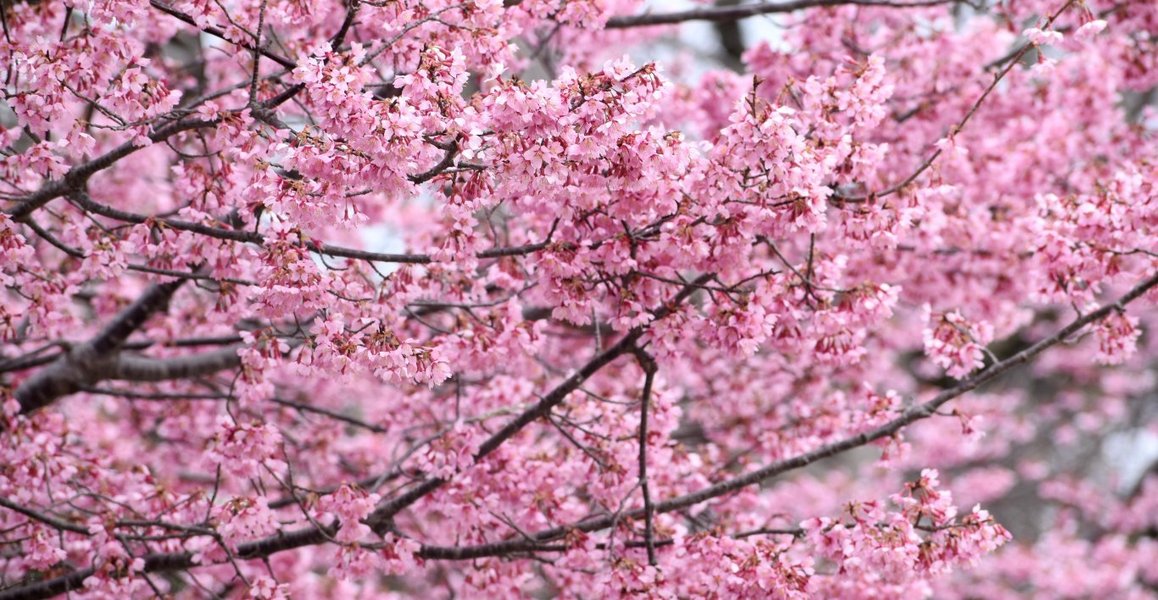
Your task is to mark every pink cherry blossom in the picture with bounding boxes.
[0,0,1154,597]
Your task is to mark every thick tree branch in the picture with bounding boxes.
[12,278,189,416]
[0,333,245,375]
[11,346,245,418]
[89,280,189,356]
[109,347,243,381]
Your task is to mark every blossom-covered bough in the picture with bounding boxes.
[1,0,1155,597]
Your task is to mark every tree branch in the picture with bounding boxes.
[68,191,552,266]
[4,118,219,222]
[605,0,959,28]
[12,279,190,416]
[148,0,297,69]
[109,347,243,381]
[0,496,90,535]
[633,348,659,566]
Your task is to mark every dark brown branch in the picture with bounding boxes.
[0,351,60,374]
[0,525,334,600]
[12,279,189,416]
[364,325,645,532]
[329,0,360,49]
[125,264,255,285]
[149,0,297,69]
[7,274,296,417]
[633,349,659,566]
[5,118,219,222]
[606,0,959,28]
[358,270,1158,562]
[109,347,243,381]
[408,140,459,184]
[89,280,189,356]
[89,387,391,433]
[22,218,86,258]
[67,191,259,243]
[0,496,90,535]
[417,527,804,559]
[11,347,244,418]
[68,191,551,266]
[0,334,241,375]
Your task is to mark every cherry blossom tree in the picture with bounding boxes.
[1,0,1155,597]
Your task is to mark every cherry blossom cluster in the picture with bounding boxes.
[0,0,1154,597]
